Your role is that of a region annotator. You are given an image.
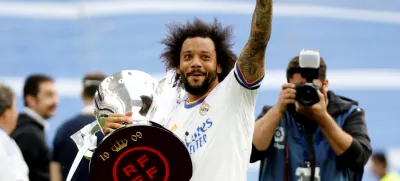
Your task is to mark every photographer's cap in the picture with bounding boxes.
[299,49,320,69]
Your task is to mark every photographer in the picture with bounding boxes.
[251,50,372,181]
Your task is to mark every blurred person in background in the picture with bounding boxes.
[371,152,400,181]
[50,72,106,181]
[11,74,59,181]
[251,54,372,181]
[0,83,29,181]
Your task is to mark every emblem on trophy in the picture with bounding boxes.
[67,70,192,181]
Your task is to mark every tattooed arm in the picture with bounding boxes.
[237,0,272,83]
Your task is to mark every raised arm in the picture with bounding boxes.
[237,0,272,83]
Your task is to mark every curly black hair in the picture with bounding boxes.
[160,17,237,87]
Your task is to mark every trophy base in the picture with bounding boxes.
[90,122,192,181]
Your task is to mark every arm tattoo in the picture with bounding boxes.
[238,0,272,82]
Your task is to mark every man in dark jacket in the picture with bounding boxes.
[11,74,59,181]
[50,72,105,181]
[251,53,372,181]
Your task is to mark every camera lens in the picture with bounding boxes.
[296,84,320,107]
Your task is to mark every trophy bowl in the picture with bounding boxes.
[89,70,192,181]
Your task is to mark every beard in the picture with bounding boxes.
[180,69,218,96]
[42,104,57,119]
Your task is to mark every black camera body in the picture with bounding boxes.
[295,49,321,107]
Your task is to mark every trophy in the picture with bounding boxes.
[67,70,192,181]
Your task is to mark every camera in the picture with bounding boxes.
[295,49,321,107]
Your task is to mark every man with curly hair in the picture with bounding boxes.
[104,0,273,180]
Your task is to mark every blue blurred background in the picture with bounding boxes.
[1,0,399,180]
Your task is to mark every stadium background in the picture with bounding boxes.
[0,0,399,180]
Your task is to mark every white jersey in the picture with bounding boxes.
[0,128,30,181]
[164,62,264,181]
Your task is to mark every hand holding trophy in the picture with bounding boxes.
[67,70,192,181]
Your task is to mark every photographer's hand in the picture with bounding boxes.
[296,89,353,155]
[295,89,328,121]
[276,83,297,114]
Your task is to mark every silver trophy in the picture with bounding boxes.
[94,70,160,129]
[67,70,191,181]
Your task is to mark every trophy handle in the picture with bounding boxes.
[67,121,100,181]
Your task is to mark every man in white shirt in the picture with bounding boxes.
[0,84,29,181]
[103,0,273,180]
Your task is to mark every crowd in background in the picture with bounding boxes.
[0,72,107,181]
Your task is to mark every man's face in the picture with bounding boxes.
[30,81,59,119]
[371,159,385,177]
[179,37,222,95]
[7,98,18,132]
[0,97,18,134]
[289,73,329,103]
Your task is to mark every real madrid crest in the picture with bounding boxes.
[199,102,210,116]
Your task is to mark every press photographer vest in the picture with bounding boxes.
[259,105,358,181]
